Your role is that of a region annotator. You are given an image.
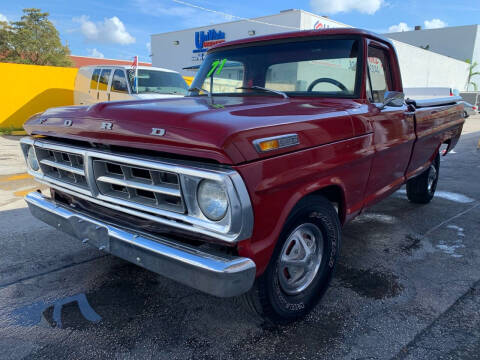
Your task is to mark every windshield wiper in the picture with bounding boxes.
[188,87,211,98]
[236,86,289,99]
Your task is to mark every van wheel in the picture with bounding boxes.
[406,154,440,204]
[240,195,341,325]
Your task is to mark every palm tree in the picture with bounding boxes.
[466,59,480,91]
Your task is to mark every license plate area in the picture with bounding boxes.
[71,216,110,251]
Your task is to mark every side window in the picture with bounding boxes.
[111,69,128,93]
[367,46,393,103]
[90,68,101,90]
[98,69,112,91]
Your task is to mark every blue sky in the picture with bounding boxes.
[1,0,479,62]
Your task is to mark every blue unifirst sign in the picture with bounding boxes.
[193,29,226,53]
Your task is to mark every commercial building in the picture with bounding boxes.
[387,25,480,91]
[151,9,470,90]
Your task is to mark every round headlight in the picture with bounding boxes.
[197,180,229,221]
[27,146,40,171]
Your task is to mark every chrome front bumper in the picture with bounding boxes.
[25,191,256,297]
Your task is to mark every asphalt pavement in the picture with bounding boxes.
[0,117,479,360]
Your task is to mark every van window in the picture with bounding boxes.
[367,46,393,103]
[112,69,128,93]
[90,68,101,90]
[127,69,188,95]
[98,69,112,91]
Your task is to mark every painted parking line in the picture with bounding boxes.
[14,188,40,198]
[0,173,32,182]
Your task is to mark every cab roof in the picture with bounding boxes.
[210,28,393,51]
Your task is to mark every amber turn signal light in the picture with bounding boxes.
[253,134,300,153]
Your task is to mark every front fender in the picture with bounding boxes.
[234,133,374,276]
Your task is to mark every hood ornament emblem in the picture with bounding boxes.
[151,128,166,136]
[64,120,72,127]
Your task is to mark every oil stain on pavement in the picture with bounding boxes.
[335,263,404,300]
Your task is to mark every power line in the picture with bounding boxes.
[171,0,300,30]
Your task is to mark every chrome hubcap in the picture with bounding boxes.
[278,223,324,295]
[427,165,437,194]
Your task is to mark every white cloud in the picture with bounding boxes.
[310,0,383,14]
[146,42,151,53]
[0,13,7,22]
[87,48,104,58]
[388,22,412,32]
[424,18,447,29]
[74,15,135,45]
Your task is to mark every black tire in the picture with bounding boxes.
[406,154,440,204]
[240,195,341,325]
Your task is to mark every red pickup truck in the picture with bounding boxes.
[21,28,464,324]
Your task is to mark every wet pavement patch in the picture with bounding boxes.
[335,263,403,300]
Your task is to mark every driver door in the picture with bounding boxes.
[363,42,415,206]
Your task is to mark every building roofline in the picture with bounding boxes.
[78,64,178,73]
[151,9,353,38]
[151,10,309,37]
[386,23,479,35]
[70,54,151,64]
[296,9,351,28]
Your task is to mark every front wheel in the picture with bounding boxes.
[241,195,341,324]
[406,154,440,204]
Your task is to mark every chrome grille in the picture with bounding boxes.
[30,143,186,215]
[36,148,88,189]
[92,159,185,213]
[21,137,254,243]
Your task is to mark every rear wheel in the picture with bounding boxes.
[241,195,341,324]
[406,154,440,204]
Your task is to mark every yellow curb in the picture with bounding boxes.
[11,130,27,136]
[4,173,32,182]
[14,187,39,197]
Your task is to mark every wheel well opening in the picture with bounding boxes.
[310,185,345,224]
[441,139,451,156]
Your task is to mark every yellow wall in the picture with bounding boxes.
[0,62,78,129]
[0,62,195,129]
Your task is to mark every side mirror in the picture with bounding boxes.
[377,91,405,109]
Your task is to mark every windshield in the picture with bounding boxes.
[127,69,188,95]
[190,38,361,98]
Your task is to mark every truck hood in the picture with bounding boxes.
[24,96,368,165]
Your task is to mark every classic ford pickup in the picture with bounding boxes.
[21,28,464,324]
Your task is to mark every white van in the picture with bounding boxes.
[74,65,189,105]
